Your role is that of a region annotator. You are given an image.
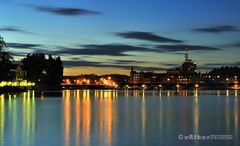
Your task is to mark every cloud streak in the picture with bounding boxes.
[23,4,101,16]
[156,44,221,52]
[55,44,162,56]
[0,26,33,34]
[193,25,238,33]
[38,7,100,16]
[63,60,166,71]
[7,42,42,49]
[116,31,183,43]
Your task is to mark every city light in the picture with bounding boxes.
[195,84,199,88]
[0,80,35,87]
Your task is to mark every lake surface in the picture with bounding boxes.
[0,90,239,146]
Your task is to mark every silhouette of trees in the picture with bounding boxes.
[22,53,63,89]
[1,36,63,89]
[209,66,240,77]
[21,53,46,83]
[0,36,13,81]
[46,55,63,88]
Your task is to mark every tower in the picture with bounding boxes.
[182,49,197,73]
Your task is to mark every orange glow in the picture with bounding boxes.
[97,90,116,146]
[106,94,113,146]
[82,90,91,146]
[64,67,129,76]
[75,91,81,146]
[64,90,71,146]
[40,92,45,100]
[98,93,104,142]
[193,96,199,134]
[141,95,146,142]
[226,90,230,96]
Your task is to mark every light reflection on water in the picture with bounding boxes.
[0,90,239,146]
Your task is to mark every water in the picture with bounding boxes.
[0,90,239,146]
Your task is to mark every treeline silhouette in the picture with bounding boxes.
[0,36,13,81]
[0,36,63,90]
[22,53,63,89]
[209,66,240,77]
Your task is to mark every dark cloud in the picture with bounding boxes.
[24,4,101,16]
[193,25,238,33]
[63,60,102,67]
[63,60,166,71]
[8,51,27,57]
[113,60,146,64]
[198,61,240,71]
[55,44,162,56]
[229,43,240,48]
[7,42,42,49]
[0,26,32,34]
[203,62,240,67]
[159,63,179,67]
[116,31,183,43]
[203,63,228,66]
[156,44,221,52]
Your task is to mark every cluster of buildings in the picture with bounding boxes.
[61,51,239,90]
[62,75,121,89]
[129,52,239,89]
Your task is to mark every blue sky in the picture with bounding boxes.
[1,0,240,75]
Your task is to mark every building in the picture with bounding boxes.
[130,67,160,84]
[129,50,200,89]
[182,50,197,73]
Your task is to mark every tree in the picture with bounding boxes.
[45,55,63,88]
[21,53,46,83]
[0,36,13,81]
[21,53,63,89]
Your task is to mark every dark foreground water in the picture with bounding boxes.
[0,90,239,146]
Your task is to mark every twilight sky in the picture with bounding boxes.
[1,0,240,75]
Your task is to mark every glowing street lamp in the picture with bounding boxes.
[195,84,199,88]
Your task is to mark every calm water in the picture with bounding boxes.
[0,90,239,146]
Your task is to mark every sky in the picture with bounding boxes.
[1,0,240,75]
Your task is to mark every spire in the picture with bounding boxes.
[131,66,134,72]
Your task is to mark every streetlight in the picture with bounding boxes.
[195,84,199,88]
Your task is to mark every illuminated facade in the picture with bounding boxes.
[0,65,35,88]
[130,51,200,87]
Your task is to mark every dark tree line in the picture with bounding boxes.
[0,36,13,81]
[208,66,240,77]
[0,36,63,89]
[22,53,63,89]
